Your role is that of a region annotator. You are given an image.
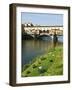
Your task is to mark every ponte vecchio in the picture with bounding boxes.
[22,23,63,38]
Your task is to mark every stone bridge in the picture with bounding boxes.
[22,25,63,38]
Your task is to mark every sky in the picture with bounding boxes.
[21,12,63,26]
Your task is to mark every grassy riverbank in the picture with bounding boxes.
[21,46,63,77]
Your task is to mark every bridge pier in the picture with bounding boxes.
[50,35,54,40]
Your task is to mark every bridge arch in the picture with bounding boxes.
[22,34,34,39]
[37,34,53,41]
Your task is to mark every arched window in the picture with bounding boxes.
[39,30,42,33]
[43,30,45,33]
[47,30,49,33]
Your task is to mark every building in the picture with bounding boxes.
[22,23,63,36]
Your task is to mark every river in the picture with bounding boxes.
[22,36,63,68]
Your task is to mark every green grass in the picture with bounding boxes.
[21,46,63,77]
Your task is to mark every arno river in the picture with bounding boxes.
[22,36,63,68]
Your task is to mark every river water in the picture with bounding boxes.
[22,36,63,67]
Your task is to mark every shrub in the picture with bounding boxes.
[38,61,41,64]
[26,70,31,74]
[38,60,41,64]
[38,66,47,73]
[24,75,28,77]
[50,59,53,62]
[41,57,46,60]
[39,68,46,73]
[23,64,30,70]
[33,64,37,68]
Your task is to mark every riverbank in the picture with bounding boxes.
[21,46,63,77]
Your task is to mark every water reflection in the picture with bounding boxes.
[22,36,63,68]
